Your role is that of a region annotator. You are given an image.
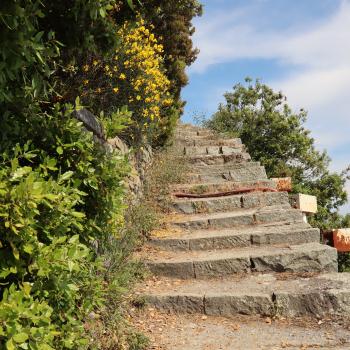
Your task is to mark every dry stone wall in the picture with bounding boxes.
[73,108,152,201]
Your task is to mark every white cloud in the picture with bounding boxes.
[268,67,350,150]
[272,67,350,110]
[192,0,350,73]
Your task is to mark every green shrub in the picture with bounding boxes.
[0,284,57,349]
[0,102,130,348]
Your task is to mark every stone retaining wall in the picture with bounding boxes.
[73,108,153,201]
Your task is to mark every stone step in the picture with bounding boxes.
[191,161,262,174]
[167,207,303,230]
[186,165,267,183]
[186,162,267,183]
[146,242,338,279]
[150,222,320,251]
[172,180,276,197]
[143,272,350,317]
[184,152,251,166]
[172,188,286,214]
[176,124,203,130]
[174,129,215,138]
[177,136,242,147]
[183,145,244,156]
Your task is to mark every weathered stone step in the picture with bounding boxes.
[177,136,242,147]
[167,207,303,230]
[172,180,276,197]
[192,161,263,174]
[184,152,251,166]
[186,162,267,183]
[174,129,215,138]
[150,223,319,251]
[146,242,337,279]
[183,145,244,156]
[172,187,284,214]
[143,272,350,317]
[186,166,267,183]
[176,124,204,131]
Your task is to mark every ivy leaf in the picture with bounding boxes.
[11,167,32,181]
[10,242,20,259]
[13,333,29,343]
[99,8,106,18]
[6,339,15,350]
[59,171,74,183]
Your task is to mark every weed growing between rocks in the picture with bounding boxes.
[143,141,188,217]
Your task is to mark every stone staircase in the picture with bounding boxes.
[141,124,350,318]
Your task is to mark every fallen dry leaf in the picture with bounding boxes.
[265,317,272,324]
[232,323,240,331]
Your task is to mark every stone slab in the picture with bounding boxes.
[150,224,320,251]
[185,153,251,166]
[172,179,276,197]
[146,243,337,278]
[142,272,350,317]
[172,192,290,215]
[73,108,105,139]
[290,193,318,214]
[169,208,304,230]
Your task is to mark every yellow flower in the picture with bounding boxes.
[93,60,99,66]
[83,79,89,85]
[96,88,102,93]
[83,64,89,72]
[105,65,110,72]
[107,16,173,126]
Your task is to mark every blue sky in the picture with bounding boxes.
[182,0,350,213]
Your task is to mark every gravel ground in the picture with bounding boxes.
[131,308,350,350]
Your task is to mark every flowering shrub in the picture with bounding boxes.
[79,17,173,144]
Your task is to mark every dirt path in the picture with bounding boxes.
[132,308,350,350]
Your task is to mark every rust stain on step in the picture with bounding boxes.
[173,187,278,199]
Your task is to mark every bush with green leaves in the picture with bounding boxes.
[0,101,131,348]
[205,78,350,231]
